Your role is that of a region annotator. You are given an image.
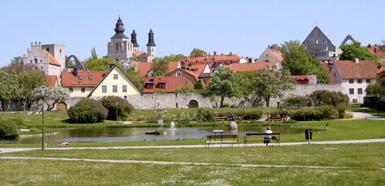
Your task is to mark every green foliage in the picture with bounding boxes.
[253,69,294,107]
[176,87,194,93]
[283,96,313,108]
[67,99,108,123]
[84,58,123,71]
[340,41,377,61]
[281,40,329,83]
[290,106,337,121]
[150,54,185,76]
[190,48,207,57]
[207,68,244,107]
[194,79,205,90]
[365,74,385,110]
[126,68,144,92]
[0,119,19,140]
[195,109,214,122]
[310,90,349,107]
[101,96,134,120]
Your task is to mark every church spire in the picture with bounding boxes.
[146,29,156,47]
[112,17,128,39]
[131,29,139,47]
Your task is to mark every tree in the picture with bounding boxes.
[84,58,122,71]
[340,41,377,61]
[0,72,21,110]
[281,40,329,83]
[44,87,70,111]
[151,54,185,76]
[101,96,134,120]
[207,68,243,107]
[253,69,294,107]
[190,48,207,57]
[17,70,46,109]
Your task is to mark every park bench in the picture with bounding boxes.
[205,134,239,147]
[244,132,280,146]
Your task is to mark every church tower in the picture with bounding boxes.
[131,30,139,52]
[107,17,133,65]
[146,29,156,62]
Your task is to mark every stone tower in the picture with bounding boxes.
[107,17,133,64]
[131,30,139,52]
[42,44,65,71]
[146,29,156,62]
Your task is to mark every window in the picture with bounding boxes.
[366,79,371,84]
[88,75,93,80]
[113,74,118,80]
[358,88,363,94]
[145,83,153,89]
[69,88,73,92]
[102,85,107,93]
[157,83,165,89]
[357,79,362,84]
[349,79,354,84]
[122,85,127,92]
[316,39,319,44]
[349,88,354,95]
[81,87,85,92]
[59,49,62,53]
[78,76,83,80]
[353,99,358,103]
[46,48,49,52]
[34,58,38,64]
[112,85,117,93]
[176,71,182,77]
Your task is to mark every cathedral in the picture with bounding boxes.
[107,17,156,66]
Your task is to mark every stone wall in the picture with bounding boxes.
[65,84,343,109]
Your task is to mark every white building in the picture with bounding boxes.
[22,42,65,78]
[329,59,377,103]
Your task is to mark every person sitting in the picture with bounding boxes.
[264,127,273,146]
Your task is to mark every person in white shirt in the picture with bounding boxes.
[264,126,273,146]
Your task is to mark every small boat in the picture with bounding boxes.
[145,131,161,135]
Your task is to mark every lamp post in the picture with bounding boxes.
[39,86,47,150]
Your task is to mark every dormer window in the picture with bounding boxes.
[78,76,83,80]
[176,71,182,77]
[88,75,93,80]
[157,83,165,89]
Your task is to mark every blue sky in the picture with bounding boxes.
[0,0,384,67]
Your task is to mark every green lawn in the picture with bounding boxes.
[1,143,385,185]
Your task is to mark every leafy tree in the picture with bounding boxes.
[252,69,294,107]
[151,54,185,76]
[68,99,108,123]
[190,48,207,57]
[17,70,46,109]
[101,96,134,120]
[340,41,377,61]
[281,40,329,83]
[160,54,185,62]
[44,87,70,111]
[126,68,144,92]
[207,68,244,107]
[0,72,21,110]
[84,57,122,71]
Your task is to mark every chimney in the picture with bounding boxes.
[109,64,116,69]
[213,51,217,55]
[72,68,78,76]
[354,58,359,63]
[229,52,232,55]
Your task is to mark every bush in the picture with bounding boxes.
[317,105,338,120]
[290,106,337,121]
[0,120,19,140]
[68,99,108,123]
[283,96,312,108]
[101,96,134,120]
[195,109,214,122]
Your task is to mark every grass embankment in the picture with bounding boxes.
[1,143,384,185]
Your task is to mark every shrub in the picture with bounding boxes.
[336,103,348,118]
[195,109,214,122]
[0,120,19,140]
[317,105,338,120]
[101,96,134,120]
[310,90,349,106]
[68,99,108,123]
[283,96,312,108]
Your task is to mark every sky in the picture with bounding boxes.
[0,0,384,67]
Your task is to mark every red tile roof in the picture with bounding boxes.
[143,76,195,93]
[43,51,61,66]
[46,75,58,88]
[268,48,284,62]
[334,60,377,79]
[133,61,152,77]
[183,54,240,64]
[368,45,385,59]
[61,71,107,87]
[228,62,273,73]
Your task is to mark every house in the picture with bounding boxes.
[368,44,385,59]
[258,47,284,64]
[329,59,377,103]
[378,66,385,80]
[61,65,140,98]
[302,26,341,62]
[227,62,274,73]
[143,76,195,93]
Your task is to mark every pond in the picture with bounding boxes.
[11,125,307,145]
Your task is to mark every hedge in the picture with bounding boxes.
[67,99,108,123]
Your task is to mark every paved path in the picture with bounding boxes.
[1,138,385,153]
[0,156,353,170]
[349,111,385,120]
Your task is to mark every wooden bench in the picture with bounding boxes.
[244,132,280,146]
[266,116,283,122]
[205,134,239,147]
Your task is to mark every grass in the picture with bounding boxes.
[348,104,385,117]
[1,143,385,185]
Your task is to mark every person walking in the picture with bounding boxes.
[264,127,273,146]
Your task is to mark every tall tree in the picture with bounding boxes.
[253,69,294,107]
[17,70,46,109]
[84,57,123,71]
[0,72,21,110]
[340,41,377,61]
[281,40,329,83]
[207,68,243,107]
[190,48,207,57]
[44,87,70,111]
